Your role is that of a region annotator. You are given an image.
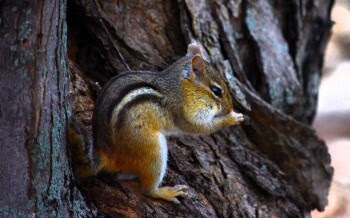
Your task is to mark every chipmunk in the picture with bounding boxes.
[69,43,244,204]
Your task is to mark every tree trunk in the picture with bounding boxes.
[1,0,333,217]
[0,0,94,216]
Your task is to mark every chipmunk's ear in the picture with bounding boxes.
[185,43,204,79]
[191,54,204,77]
[187,43,202,57]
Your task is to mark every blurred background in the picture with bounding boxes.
[312,0,350,217]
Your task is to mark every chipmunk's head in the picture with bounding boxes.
[180,43,244,134]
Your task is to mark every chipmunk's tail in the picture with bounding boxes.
[67,119,102,178]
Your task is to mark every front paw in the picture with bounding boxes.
[235,113,244,123]
[230,111,244,124]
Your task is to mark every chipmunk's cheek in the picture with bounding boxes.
[192,107,216,125]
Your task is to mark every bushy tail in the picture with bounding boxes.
[67,119,101,178]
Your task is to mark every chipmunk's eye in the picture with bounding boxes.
[210,86,222,98]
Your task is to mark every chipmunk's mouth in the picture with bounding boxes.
[214,112,231,119]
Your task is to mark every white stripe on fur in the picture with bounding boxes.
[110,87,162,124]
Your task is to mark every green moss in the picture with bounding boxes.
[10,45,16,52]
[245,9,256,32]
[0,206,26,218]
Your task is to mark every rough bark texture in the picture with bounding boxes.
[0,0,334,217]
[66,0,334,217]
[0,0,95,217]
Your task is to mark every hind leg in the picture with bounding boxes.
[137,133,189,204]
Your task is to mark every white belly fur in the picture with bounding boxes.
[155,133,168,189]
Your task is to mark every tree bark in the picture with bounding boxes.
[1,0,334,217]
[0,0,95,216]
[66,0,334,217]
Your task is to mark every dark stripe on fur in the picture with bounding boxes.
[107,71,156,86]
[107,82,159,123]
[115,94,163,129]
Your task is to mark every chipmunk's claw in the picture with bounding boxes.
[236,113,244,123]
[149,185,189,204]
